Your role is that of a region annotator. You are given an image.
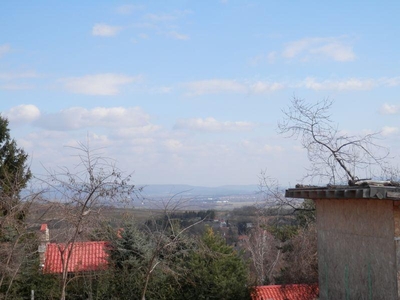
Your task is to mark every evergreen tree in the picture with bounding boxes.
[0,115,31,218]
[106,223,192,299]
[179,227,251,300]
[106,223,251,299]
[0,115,33,298]
[295,199,316,228]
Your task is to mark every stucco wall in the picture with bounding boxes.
[316,199,397,300]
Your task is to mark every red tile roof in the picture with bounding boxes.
[43,241,109,273]
[252,284,319,300]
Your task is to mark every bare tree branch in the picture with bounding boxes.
[38,141,140,300]
[278,97,390,184]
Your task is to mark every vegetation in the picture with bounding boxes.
[41,142,138,300]
[7,99,376,298]
[0,194,317,299]
[0,115,32,217]
[0,115,37,299]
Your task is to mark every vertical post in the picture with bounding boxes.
[39,224,49,268]
[31,289,34,300]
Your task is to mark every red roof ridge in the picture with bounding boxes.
[49,241,108,246]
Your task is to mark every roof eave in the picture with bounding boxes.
[285,186,400,201]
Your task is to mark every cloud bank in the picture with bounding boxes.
[60,73,140,95]
[92,24,122,37]
[5,104,41,123]
[282,36,356,62]
[174,117,256,132]
[36,106,151,131]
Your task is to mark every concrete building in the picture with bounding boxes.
[286,184,400,300]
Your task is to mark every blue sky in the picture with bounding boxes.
[1,1,400,186]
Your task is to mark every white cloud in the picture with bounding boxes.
[249,52,277,65]
[250,81,284,93]
[282,39,309,58]
[382,126,399,136]
[184,79,247,96]
[380,77,400,87]
[0,83,35,90]
[149,86,173,94]
[116,4,143,15]
[298,76,400,91]
[92,24,122,37]
[36,106,151,131]
[282,37,355,62]
[164,139,183,151]
[145,13,177,22]
[5,104,41,123]
[61,73,140,95]
[0,71,39,80]
[381,103,400,115]
[113,124,161,139]
[133,10,191,41]
[167,31,189,40]
[185,79,284,95]
[184,75,400,95]
[174,117,256,132]
[0,44,10,58]
[298,77,375,91]
[309,42,355,62]
[263,144,284,153]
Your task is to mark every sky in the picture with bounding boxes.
[1,1,400,187]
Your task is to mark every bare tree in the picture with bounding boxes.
[242,221,280,285]
[0,189,42,299]
[257,170,314,217]
[139,194,206,300]
[41,142,138,300]
[277,224,318,284]
[248,97,389,286]
[255,171,318,285]
[278,97,390,184]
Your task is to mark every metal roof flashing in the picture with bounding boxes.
[285,185,400,201]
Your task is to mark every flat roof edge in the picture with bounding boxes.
[285,186,400,200]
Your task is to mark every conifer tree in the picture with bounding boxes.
[0,115,33,298]
[0,115,31,218]
[179,227,251,300]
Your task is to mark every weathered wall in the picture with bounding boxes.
[316,199,397,300]
[393,204,400,298]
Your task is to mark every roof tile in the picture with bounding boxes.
[252,284,319,300]
[43,241,108,273]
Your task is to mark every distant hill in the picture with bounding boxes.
[138,184,259,198]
